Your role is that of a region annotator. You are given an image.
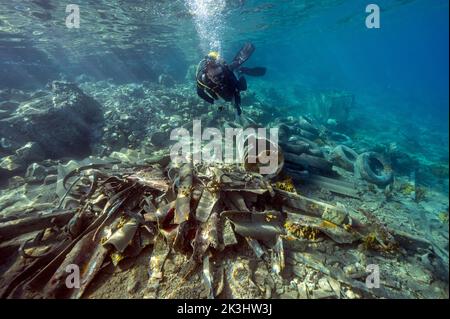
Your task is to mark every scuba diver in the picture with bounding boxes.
[196,43,266,119]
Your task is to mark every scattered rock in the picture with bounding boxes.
[15,142,45,163]
[44,174,58,185]
[345,289,359,299]
[279,290,298,299]
[318,277,333,292]
[8,176,26,188]
[327,118,338,126]
[0,155,24,173]
[327,277,341,298]
[312,289,338,299]
[126,267,145,295]
[297,282,309,299]
[25,163,47,183]
[275,287,285,295]
[343,263,366,279]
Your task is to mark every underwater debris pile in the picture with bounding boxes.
[0,146,447,299]
[271,115,394,190]
[0,81,448,299]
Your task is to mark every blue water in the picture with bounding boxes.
[0,0,448,166]
[240,0,449,127]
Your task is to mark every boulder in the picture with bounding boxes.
[15,142,45,163]
[0,81,103,159]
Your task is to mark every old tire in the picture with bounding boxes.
[330,145,358,171]
[329,132,352,145]
[355,152,393,186]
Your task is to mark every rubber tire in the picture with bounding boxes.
[355,152,393,186]
[329,132,352,145]
[330,145,358,171]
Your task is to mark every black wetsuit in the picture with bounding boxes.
[196,59,246,116]
[196,43,263,117]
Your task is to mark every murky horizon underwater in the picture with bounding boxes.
[0,0,448,299]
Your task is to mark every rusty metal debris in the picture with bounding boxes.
[0,150,444,299]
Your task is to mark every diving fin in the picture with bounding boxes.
[229,43,255,70]
[239,67,267,77]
